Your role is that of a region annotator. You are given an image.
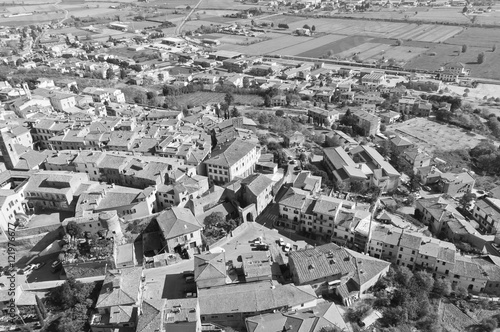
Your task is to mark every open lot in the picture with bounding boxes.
[386,117,491,153]
[174,92,264,107]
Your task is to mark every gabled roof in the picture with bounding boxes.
[346,249,391,286]
[156,207,202,240]
[242,173,273,197]
[96,268,143,308]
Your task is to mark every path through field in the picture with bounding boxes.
[175,0,204,35]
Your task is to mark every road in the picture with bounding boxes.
[175,0,204,36]
[30,0,68,52]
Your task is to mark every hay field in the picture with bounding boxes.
[387,117,490,152]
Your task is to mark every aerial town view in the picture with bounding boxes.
[2,0,500,331]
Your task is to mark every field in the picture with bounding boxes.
[218,34,311,55]
[266,34,346,56]
[174,92,263,107]
[297,35,371,58]
[404,41,500,79]
[386,117,491,152]
[444,27,500,48]
[410,8,471,24]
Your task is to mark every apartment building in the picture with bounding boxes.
[472,197,500,235]
[204,139,259,184]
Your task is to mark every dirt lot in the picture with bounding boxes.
[386,117,491,152]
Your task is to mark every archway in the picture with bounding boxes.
[246,212,254,222]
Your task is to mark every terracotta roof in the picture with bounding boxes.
[156,207,202,240]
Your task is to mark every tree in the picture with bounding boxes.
[69,85,79,95]
[275,109,284,117]
[480,318,498,332]
[204,212,225,229]
[46,278,94,310]
[462,5,468,13]
[303,24,311,30]
[56,303,90,332]
[120,68,127,80]
[286,93,300,106]
[299,153,307,163]
[410,271,434,294]
[458,192,476,210]
[65,221,82,238]
[394,266,413,287]
[478,52,485,64]
[224,92,234,106]
[455,285,468,299]
[432,278,452,298]
[16,58,23,67]
[106,68,115,80]
[230,106,241,118]
[462,44,467,53]
[350,181,364,194]
[311,25,316,32]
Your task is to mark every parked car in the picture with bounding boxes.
[20,265,35,275]
[33,262,46,270]
[284,243,292,252]
[253,237,263,245]
[278,238,285,246]
[256,243,269,251]
[51,260,62,273]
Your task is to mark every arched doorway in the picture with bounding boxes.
[246,212,254,222]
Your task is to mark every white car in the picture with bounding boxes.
[284,243,291,252]
[279,238,285,246]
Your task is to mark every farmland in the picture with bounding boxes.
[219,34,312,55]
[174,92,264,107]
[297,35,371,58]
[266,34,346,56]
[386,117,491,153]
